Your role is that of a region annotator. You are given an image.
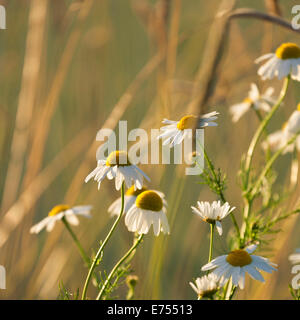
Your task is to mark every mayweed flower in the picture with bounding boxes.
[191,200,235,236]
[289,248,300,264]
[230,83,275,122]
[108,185,165,217]
[157,112,219,147]
[85,150,150,191]
[201,244,277,289]
[30,205,92,234]
[262,104,300,153]
[125,190,170,236]
[189,273,223,299]
[256,42,300,81]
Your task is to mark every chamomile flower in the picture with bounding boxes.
[191,200,235,236]
[256,42,300,81]
[30,205,92,234]
[125,190,170,236]
[201,244,277,289]
[230,83,274,122]
[157,112,219,147]
[85,150,150,191]
[289,248,300,264]
[262,104,300,153]
[108,186,165,217]
[189,273,223,299]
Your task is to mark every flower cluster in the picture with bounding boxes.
[29,41,300,301]
[189,42,300,300]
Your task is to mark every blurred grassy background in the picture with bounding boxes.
[0,0,300,299]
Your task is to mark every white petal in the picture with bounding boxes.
[215,221,223,236]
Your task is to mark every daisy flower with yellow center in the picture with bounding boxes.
[262,103,300,153]
[189,273,223,300]
[30,204,92,234]
[191,200,235,236]
[124,190,170,236]
[230,83,275,122]
[289,248,300,264]
[85,150,150,191]
[157,112,219,147]
[108,186,165,217]
[201,244,277,289]
[256,42,300,81]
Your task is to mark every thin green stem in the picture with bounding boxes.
[203,149,240,237]
[241,76,290,240]
[229,286,237,300]
[243,76,290,189]
[81,182,125,300]
[241,131,300,244]
[62,217,90,266]
[250,132,299,199]
[222,281,229,300]
[223,279,233,300]
[253,107,271,161]
[208,223,214,263]
[96,234,144,300]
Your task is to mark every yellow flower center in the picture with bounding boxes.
[125,186,148,197]
[48,204,70,217]
[297,103,300,112]
[243,97,253,104]
[275,43,300,60]
[106,151,131,167]
[282,121,288,130]
[136,190,163,212]
[203,217,218,224]
[226,249,252,267]
[177,115,198,130]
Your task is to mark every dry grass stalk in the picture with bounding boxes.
[23,0,94,189]
[0,127,92,248]
[1,0,48,213]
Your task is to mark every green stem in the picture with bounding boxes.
[253,107,271,161]
[81,182,125,300]
[243,76,290,189]
[229,286,237,300]
[208,223,214,263]
[62,217,90,266]
[224,279,233,300]
[96,234,144,300]
[250,132,299,199]
[241,76,290,240]
[222,281,229,300]
[241,131,300,244]
[203,149,240,237]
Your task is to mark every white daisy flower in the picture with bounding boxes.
[125,190,170,236]
[256,42,300,81]
[191,200,235,236]
[262,105,300,153]
[201,244,277,289]
[85,150,150,191]
[230,83,275,122]
[30,204,92,234]
[108,186,165,217]
[189,273,223,299]
[289,248,300,264]
[157,112,219,147]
